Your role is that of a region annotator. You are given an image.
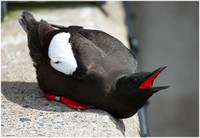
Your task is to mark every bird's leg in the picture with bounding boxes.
[45,93,94,110]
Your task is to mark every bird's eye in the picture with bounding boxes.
[129,77,137,83]
[54,61,61,64]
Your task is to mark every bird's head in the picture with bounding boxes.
[111,65,169,118]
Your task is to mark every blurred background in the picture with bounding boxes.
[129,2,198,136]
[1,1,198,137]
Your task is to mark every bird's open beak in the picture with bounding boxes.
[139,65,170,92]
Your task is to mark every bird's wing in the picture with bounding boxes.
[38,22,136,80]
[69,32,112,80]
[76,28,137,73]
[68,27,138,83]
[38,21,110,80]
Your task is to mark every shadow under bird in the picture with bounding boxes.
[19,10,169,118]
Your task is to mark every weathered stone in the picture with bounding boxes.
[19,118,31,122]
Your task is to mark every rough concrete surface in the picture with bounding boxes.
[1,2,140,137]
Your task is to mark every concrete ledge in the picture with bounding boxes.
[1,2,140,137]
[2,81,139,136]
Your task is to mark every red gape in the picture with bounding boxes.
[45,93,94,110]
[139,69,164,88]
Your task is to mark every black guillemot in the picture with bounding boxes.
[19,10,169,118]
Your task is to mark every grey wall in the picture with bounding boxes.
[130,2,198,136]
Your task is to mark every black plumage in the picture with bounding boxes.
[19,10,169,118]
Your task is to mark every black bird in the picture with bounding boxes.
[19,10,169,118]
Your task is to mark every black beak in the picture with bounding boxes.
[139,65,170,93]
[145,86,170,93]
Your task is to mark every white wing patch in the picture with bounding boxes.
[48,32,77,75]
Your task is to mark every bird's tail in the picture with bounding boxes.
[19,10,43,66]
[18,10,37,33]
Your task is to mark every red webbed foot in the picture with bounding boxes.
[45,93,94,110]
